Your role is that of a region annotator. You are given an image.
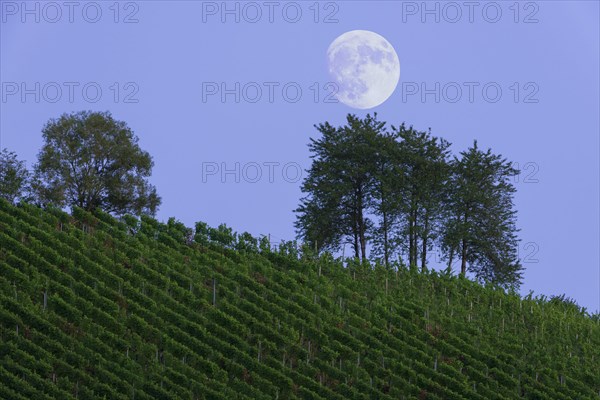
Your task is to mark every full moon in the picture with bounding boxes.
[327,30,400,109]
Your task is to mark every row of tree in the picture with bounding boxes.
[1,110,522,287]
[0,111,160,216]
[295,114,523,288]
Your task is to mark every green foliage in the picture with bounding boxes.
[0,199,598,399]
[30,111,160,216]
[235,232,259,253]
[296,114,386,262]
[442,141,522,288]
[296,114,522,288]
[209,223,236,248]
[0,148,29,203]
[193,221,210,246]
[277,240,299,259]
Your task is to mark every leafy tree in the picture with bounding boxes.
[166,217,194,245]
[0,148,29,203]
[236,232,259,253]
[259,235,271,253]
[277,239,299,259]
[209,223,236,248]
[295,181,344,255]
[295,114,383,262]
[31,110,160,215]
[369,129,403,268]
[194,221,211,246]
[414,134,451,271]
[297,114,523,288]
[548,294,585,315]
[390,125,451,270]
[442,141,522,288]
[295,120,345,255]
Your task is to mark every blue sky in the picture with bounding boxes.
[1,1,599,312]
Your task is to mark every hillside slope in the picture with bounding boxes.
[0,199,599,399]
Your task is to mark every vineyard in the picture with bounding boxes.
[0,198,599,399]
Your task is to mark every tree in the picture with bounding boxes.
[369,129,403,268]
[295,121,345,255]
[0,148,29,203]
[388,125,451,270]
[31,111,161,216]
[412,132,451,271]
[209,223,236,248]
[442,141,523,288]
[296,114,523,288]
[295,114,384,262]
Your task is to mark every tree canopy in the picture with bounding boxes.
[0,148,29,203]
[296,114,523,288]
[31,111,161,216]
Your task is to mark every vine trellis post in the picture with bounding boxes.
[258,341,262,362]
[212,278,217,306]
[385,277,388,295]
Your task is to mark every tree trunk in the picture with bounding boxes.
[383,210,389,268]
[412,209,418,267]
[382,200,390,268]
[357,187,367,263]
[460,238,467,276]
[421,213,429,271]
[408,217,414,269]
[447,246,454,271]
[460,211,468,276]
[353,226,359,259]
[360,229,367,262]
[380,181,390,268]
[358,210,367,263]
